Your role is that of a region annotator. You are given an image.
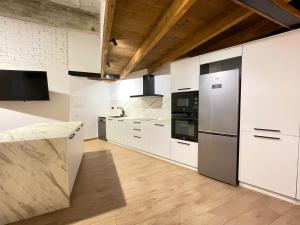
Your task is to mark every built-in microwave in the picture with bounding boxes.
[171,91,198,116]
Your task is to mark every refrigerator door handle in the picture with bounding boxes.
[198,130,237,137]
[254,135,281,140]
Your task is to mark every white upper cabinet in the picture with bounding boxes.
[68,30,101,73]
[239,131,298,198]
[199,45,242,65]
[171,56,200,92]
[241,30,300,136]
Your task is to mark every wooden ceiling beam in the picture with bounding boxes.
[148,8,254,72]
[119,0,197,79]
[229,0,290,29]
[100,0,116,78]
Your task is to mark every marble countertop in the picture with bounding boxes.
[0,122,83,143]
[104,116,171,123]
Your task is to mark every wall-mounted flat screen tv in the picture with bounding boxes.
[0,70,50,101]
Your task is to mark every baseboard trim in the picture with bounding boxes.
[239,182,299,205]
[107,140,198,172]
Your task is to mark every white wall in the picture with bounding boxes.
[70,77,111,139]
[0,16,70,132]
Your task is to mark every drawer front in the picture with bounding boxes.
[239,131,298,197]
[171,139,198,167]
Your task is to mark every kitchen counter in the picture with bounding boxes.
[0,122,84,225]
[106,116,171,123]
[0,122,82,143]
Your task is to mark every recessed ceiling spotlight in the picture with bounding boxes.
[110,38,118,47]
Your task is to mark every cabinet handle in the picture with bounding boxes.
[254,128,280,133]
[177,141,190,146]
[69,133,75,139]
[118,120,124,122]
[134,135,141,139]
[108,119,113,121]
[134,129,141,131]
[154,124,164,127]
[76,127,80,131]
[178,88,191,91]
[254,135,281,140]
[134,121,141,124]
[81,124,84,127]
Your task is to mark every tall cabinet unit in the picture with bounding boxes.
[239,30,300,199]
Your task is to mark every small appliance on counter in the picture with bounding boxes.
[171,91,198,142]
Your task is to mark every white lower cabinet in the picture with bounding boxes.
[239,131,299,198]
[114,119,128,145]
[106,118,115,141]
[297,157,300,200]
[67,124,84,194]
[148,122,171,158]
[171,139,198,168]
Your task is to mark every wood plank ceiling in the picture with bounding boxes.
[102,0,289,79]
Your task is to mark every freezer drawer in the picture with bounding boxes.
[198,133,238,185]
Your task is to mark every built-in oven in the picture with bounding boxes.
[171,91,198,115]
[172,115,198,142]
[171,91,199,142]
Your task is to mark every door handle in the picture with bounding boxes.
[254,135,281,140]
[177,141,190,146]
[254,128,281,133]
[154,124,164,127]
[178,88,191,91]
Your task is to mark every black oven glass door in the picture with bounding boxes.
[172,91,198,113]
[172,117,198,142]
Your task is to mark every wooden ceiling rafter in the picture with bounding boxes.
[100,0,116,78]
[119,0,197,79]
[148,8,254,72]
[229,0,291,29]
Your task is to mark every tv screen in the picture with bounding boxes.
[0,70,50,101]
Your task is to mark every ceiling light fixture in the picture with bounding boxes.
[106,62,111,67]
[110,38,118,47]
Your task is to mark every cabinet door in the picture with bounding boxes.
[171,56,200,92]
[171,139,198,167]
[241,31,300,136]
[239,131,298,198]
[115,119,128,145]
[106,118,115,141]
[149,123,171,158]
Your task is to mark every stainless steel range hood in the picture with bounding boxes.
[130,74,163,98]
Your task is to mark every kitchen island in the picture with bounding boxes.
[0,122,84,225]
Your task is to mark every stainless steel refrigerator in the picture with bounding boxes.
[198,69,240,186]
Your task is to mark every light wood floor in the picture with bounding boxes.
[12,139,300,225]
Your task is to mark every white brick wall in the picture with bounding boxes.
[0,16,67,68]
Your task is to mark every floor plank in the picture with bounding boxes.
[11,139,300,225]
